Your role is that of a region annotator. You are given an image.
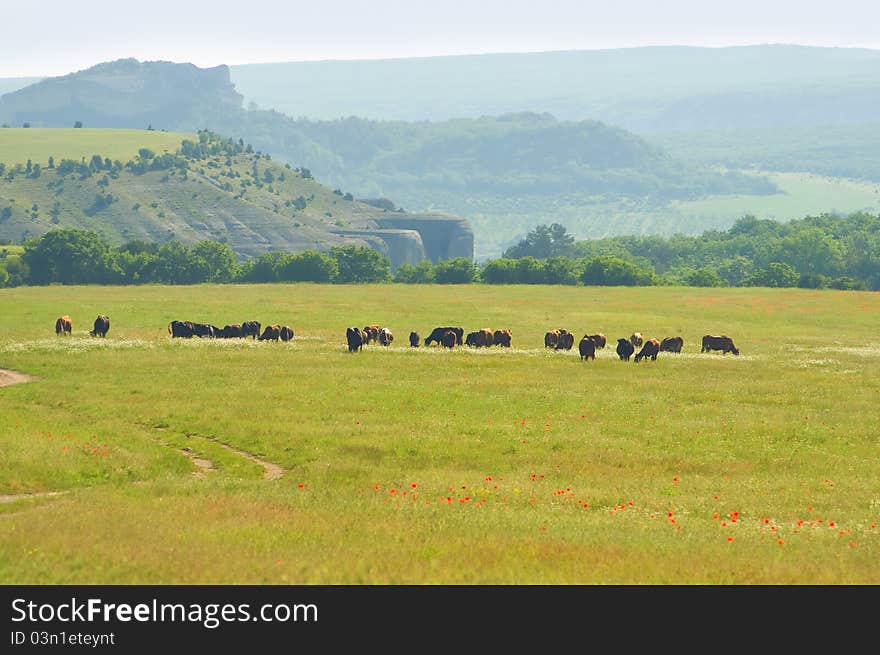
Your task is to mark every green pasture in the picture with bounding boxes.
[0,128,193,167]
[0,283,878,583]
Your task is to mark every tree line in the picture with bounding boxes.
[3,210,878,290]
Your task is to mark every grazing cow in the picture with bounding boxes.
[630,332,643,349]
[192,323,215,338]
[701,334,740,355]
[544,329,560,348]
[479,328,495,347]
[55,315,72,336]
[89,315,110,337]
[425,326,464,346]
[555,330,574,351]
[280,326,295,342]
[634,338,661,363]
[578,335,596,361]
[409,331,420,348]
[660,336,684,353]
[587,333,606,349]
[362,325,380,344]
[378,327,394,346]
[465,331,481,347]
[220,324,244,339]
[346,327,364,352]
[441,330,457,349]
[493,329,512,347]
[168,320,195,338]
[616,338,635,361]
[258,325,282,341]
[241,321,261,339]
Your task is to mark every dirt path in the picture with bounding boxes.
[0,368,33,388]
[180,448,216,478]
[0,491,67,504]
[213,441,286,480]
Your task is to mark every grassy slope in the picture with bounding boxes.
[0,129,388,252]
[0,283,877,584]
[0,128,191,167]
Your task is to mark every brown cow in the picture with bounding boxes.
[587,333,606,349]
[55,315,72,336]
[409,331,420,348]
[280,326,295,342]
[634,338,661,362]
[362,325,380,344]
[89,315,110,337]
[441,330,457,348]
[578,335,596,361]
[493,329,512,347]
[701,335,739,355]
[219,324,244,339]
[544,329,560,348]
[630,332,643,349]
[659,336,684,353]
[479,328,495,347]
[258,325,282,341]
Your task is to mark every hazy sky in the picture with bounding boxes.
[3,0,879,77]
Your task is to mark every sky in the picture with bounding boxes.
[2,0,879,77]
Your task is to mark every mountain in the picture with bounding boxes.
[0,129,472,267]
[0,77,41,99]
[229,45,880,131]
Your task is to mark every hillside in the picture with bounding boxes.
[0,129,473,267]
[229,45,880,131]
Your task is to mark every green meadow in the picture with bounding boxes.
[0,283,878,584]
[0,128,193,167]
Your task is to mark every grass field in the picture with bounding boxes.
[0,128,193,167]
[0,283,878,584]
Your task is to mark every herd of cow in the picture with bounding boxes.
[53,314,740,360]
[167,320,293,341]
[345,323,740,359]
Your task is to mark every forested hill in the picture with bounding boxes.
[0,59,776,203]
[229,45,880,130]
[0,129,474,267]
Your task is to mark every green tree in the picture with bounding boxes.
[190,241,238,282]
[581,256,655,286]
[480,258,517,284]
[684,266,723,287]
[74,121,83,128]
[21,229,122,285]
[744,262,799,288]
[433,257,477,283]
[394,260,436,283]
[280,250,338,282]
[503,223,575,259]
[330,245,391,283]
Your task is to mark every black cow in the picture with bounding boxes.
[242,321,261,339]
[465,331,481,347]
[259,325,281,341]
[634,338,661,363]
[702,335,739,355]
[168,320,195,338]
[493,329,512,347]
[660,336,684,353]
[616,338,635,361]
[346,327,364,352]
[219,324,244,339]
[409,331,420,348]
[425,326,464,346]
[578,335,596,361]
[378,328,393,346]
[192,323,215,338]
[89,315,110,337]
[280,326,294,342]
